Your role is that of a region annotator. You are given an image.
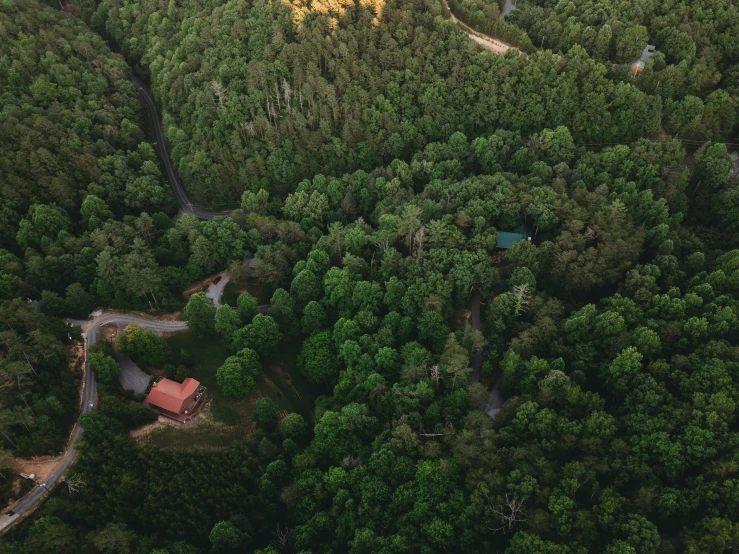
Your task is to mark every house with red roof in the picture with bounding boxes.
[144,377,206,422]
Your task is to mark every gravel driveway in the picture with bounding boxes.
[117,356,151,394]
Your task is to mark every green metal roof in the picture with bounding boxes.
[496,225,531,249]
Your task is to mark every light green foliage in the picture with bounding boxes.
[16,204,71,250]
[236,292,258,323]
[215,305,241,342]
[88,351,121,384]
[313,403,378,463]
[117,324,171,366]
[190,218,246,273]
[183,292,216,338]
[280,413,306,440]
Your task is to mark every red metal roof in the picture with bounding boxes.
[145,377,200,414]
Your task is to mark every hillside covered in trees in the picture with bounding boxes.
[1,0,739,552]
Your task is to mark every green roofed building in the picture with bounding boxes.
[496,225,531,249]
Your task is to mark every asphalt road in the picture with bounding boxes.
[0,313,189,533]
[130,76,235,219]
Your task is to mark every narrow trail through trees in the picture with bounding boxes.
[468,291,504,418]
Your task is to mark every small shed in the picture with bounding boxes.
[496,225,531,249]
[631,45,655,77]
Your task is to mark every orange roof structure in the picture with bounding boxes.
[144,377,200,414]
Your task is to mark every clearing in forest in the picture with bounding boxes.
[138,333,315,448]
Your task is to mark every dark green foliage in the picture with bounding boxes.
[252,398,278,431]
[86,0,662,207]
[279,413,306,440]
[0,300,79,460]
[99,396,157,430]
[232,314,282,359]
[298,331,339,384]
[88,351,120,384]
[209,520,247,553]
[2,0,739,551]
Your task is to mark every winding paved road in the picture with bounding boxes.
[130,76,235,219]
[0,313,189,533]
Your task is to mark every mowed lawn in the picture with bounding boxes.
[142,332,316,449]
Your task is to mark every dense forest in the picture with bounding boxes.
[1,0,739,552]
[507,0,739,142]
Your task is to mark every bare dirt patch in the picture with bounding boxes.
[467,32,515,54]
[269,364,303,401]
[98,323,117,344]
[67,341,85,374]
[131,398,256,448]
[130,415,183,443]
[104,309,184,322]
[261,374,285,399]
[13,456,61,482]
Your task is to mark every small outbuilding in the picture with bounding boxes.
[496,225,532,249]
[144,377,206,422]
[631,45,656,77]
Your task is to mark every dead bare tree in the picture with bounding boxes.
[22,350,38,376]
[484,491,527,533]
[274,81,282,111]
[271,523,294,550]
[371,234,392,253]
[64,474,87,494]
[281,78,292,109]
[429,364,440,389]
[210,81,228,110]
[413,227,426,255]
[583,226,596,242]
[512,284,531,316]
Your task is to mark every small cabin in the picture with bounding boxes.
[496,225,532,249]
[631,45,656,77]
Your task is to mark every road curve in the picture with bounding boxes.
[0,313,189,533]
[130,76,235,220]
[443,0,522,55]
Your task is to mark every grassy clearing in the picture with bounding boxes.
[143,333,316,449]
[223,279,270,307]
[222,282,239,307]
